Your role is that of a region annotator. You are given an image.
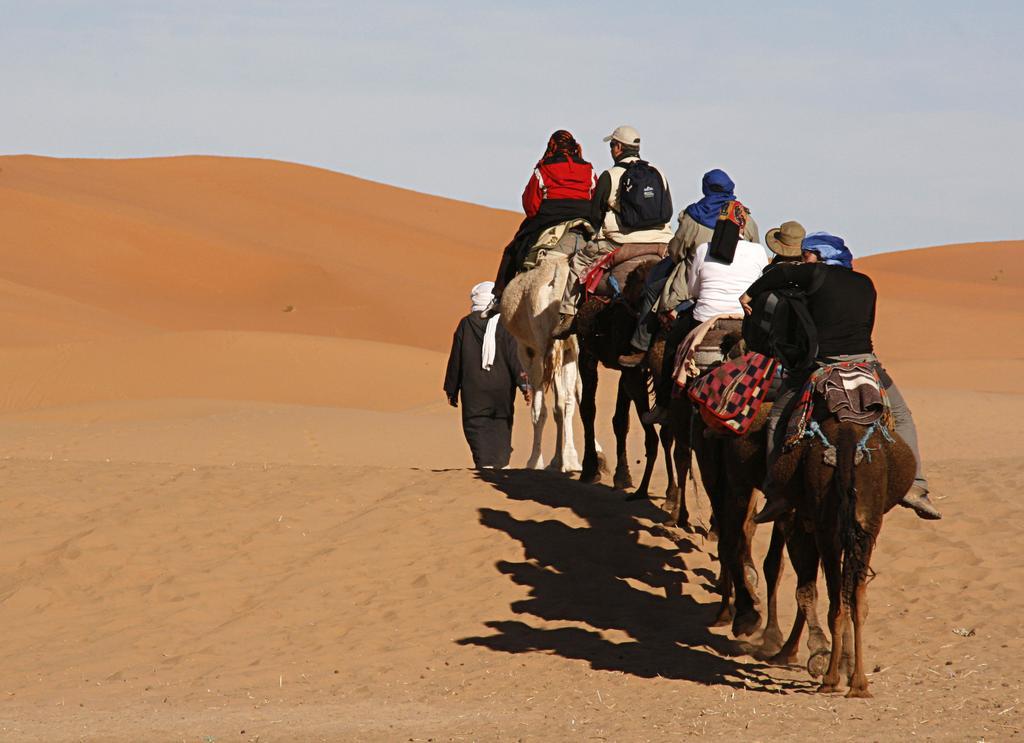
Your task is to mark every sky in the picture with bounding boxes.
[1,0,1022,254]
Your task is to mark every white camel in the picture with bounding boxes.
[499,252,588,472]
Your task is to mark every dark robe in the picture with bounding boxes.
[492,198,596,294]
[443,312,525,467]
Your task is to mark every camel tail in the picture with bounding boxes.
[543,340,562,393]
[836,424,874,608]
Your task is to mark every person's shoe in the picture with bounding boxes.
[551,313,575,340]
[641,404,669,427]
[618,350,646,368]
[753,494,792,524]
[900,485,942,520]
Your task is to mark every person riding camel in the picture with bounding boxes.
[491,130,596,302]
[740,232,942,523]
[763,219,806,266]
[638,200,767,424]
[550,125,674,340]
[618,169,759,366]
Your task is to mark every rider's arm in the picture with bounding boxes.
[686,243,708,299]
[589,170,612,229]
[744,261,818,296]
[522,169,542,218]
[667,213,702,263]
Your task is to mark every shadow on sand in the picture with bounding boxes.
[457,469,812,693]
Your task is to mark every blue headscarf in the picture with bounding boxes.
[801,231,854,269]
[684,169,735,229]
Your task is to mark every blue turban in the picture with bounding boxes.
[684,169,736,229]
[801,231,854,269]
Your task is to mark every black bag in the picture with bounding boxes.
[617,160,672,231]
[742,270,826,371]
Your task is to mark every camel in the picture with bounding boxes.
[769,415,916,697]
[499,252,585,473]
[647,321,766,637]
[574,260,677,501]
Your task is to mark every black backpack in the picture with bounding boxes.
[617,160,673,231]
[742,270,826,372]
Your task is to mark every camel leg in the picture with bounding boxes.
[669,400,692,527]
[774,525,826,670]
[524,354,547,470]
[634,390,661,501]
[611,376,634,491]
[623,369,658,500]
[660,419,678,505]
[547,352,566,473]
[555,351,582,473]
[818,541,846,693]
[712,562,734,627]
[578,349,601,484]
[760,521,787,655]
[846,576,872,698]
[727,481,761,638]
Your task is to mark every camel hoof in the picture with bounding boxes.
[743,562,759,590]
[760,627,783,652]
[711,604,733,627]
[768,648,799,666]
[808,650,831,679]
[579,470,601,485]
[846,687,872,699]
[613,471,634,490]
[817,683,840,694]
[733,609,761,639]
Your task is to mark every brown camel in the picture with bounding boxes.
[689,404,768,638]
[574,260,677,501]
[657,325,768,636]
[770,416,916,697]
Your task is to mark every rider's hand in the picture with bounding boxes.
[447,395,458,408]
[739,293,753,316]
[520,385,533,406]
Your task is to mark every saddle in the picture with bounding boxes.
[521,218,595,272]
[581,243,667,298]
[673,315,745,387]
[784,362,893,451]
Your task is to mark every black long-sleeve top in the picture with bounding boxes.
[745,262,877,357]
[589,169,613,230]
[443,312,525,419]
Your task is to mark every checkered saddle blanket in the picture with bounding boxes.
[687,351,778,436]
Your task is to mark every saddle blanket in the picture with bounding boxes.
[785,362,893,448]
[687,351,777,436]
[672,314,744,386]
[580,243,667,296]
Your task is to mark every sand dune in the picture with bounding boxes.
[0,156,1020,740]
[0,155,516,351]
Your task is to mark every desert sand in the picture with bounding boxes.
[0,155,1020,741]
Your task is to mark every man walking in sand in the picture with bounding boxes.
[444,281,530,468]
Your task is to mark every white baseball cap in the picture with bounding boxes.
[603,125,641,146]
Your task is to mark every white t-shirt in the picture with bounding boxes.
[687,240,769,322]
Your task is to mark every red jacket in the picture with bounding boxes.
[521,155,595,218]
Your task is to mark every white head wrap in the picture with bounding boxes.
[469,281,500,370]
[470,281,495,312]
